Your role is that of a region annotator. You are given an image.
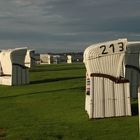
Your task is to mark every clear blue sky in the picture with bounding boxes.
[0,0,140,52]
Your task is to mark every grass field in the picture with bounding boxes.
[0,63,138,140]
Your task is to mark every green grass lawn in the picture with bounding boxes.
[0,63,138,140]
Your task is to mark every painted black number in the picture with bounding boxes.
[109,44,115,53]
[100,45,108,54]
[118,42,124,51]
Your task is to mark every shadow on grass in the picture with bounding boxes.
[30,66,85,73]
[0,86,85,100]
[30,76,85,85]
[131,102,138,116]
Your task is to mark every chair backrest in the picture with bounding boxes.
[67,55,72,63]
[40,54,52,64]
[125,42,140,69]
[11,48,27,66]
[83,38,128,78]
[125,42,140,98]
[0,48,27,75]
[25,50,36,68]
[0,49,12,75]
